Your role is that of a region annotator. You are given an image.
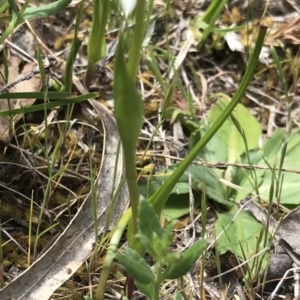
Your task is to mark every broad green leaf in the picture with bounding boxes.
[116,248,154,284]
[163,194,201,221]
[189,127,227,164]
[138,200,164,257]
[85,0,109,85]
[215,206,269,275]
[237,128,300,204]
[162,239,207,280]
[150,164,230,206]
[262,128,283,160]
[208,97,262,164]
[232,150,264,201]
[232,150,264,187]
[258,172,300,204]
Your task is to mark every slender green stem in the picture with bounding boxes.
[127,0,147,80]
[95,209,132,300]
[86,0,109,86]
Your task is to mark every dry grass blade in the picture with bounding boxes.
[0,100,128,300]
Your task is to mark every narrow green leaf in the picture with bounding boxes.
[65,1,83,92]
[160,221,175,251]
[0,93,98,117]
[162,239,207,280]
[114,35,144,234]
[0,92,73,99]
[23,0,72,20]
[85,0,109,85]
[116,248,154,284]
[114,36,143,152]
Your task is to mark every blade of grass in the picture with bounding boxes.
[64,1,83,92]
[198,0,227,45]
[127,0,147,80]
[86,0,109,86]
[0,92,98,117]
[0,92,73,99]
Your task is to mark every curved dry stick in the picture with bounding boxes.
[0,100,128,300]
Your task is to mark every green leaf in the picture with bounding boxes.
[150,164,230,206]
[22,0,72,20]
[189,127,227,164]
[208,97,262,164]
[0,93,98,117]
[215,206,269,277]
[163,194,200,221]
[64,1,83,92]
[236,128,300,204]
[163,107,199,132]
[231,150,264,188]
[160,221,176,251]
[116,248,154,284]
[0,92,73,99]
[139,200,163,240]
[135,281,154,299]
[114,37,143,151]
[138,200,163,258]
[162,239,207,280]
[114,34,144,236]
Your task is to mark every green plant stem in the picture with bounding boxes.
[153,282,159,300]
[127,0,147,80]
[86,0,109,86]
[199,0,227,46]
[153,263,164,300]
[95,209,132,300]
[124,151,140,234]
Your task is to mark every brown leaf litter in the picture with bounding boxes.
[0,55,42,143]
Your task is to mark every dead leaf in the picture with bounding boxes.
[0,55,42,143]
[265,18,300,46]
